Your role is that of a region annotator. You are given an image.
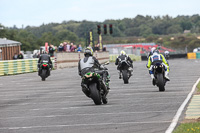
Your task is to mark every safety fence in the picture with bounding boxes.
[56,52,109,69]
[0,58,55,76]
[0,52,141,76]
[109,54,141,62]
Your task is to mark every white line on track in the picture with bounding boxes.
[0,96,186,106]
[0,91,189,98]
[0,110,176,120]
[165,78,200,133]
[0,102,182,112]
[0,120,171,130]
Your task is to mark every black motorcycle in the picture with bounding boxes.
[39,60,50,81]
[152,61,167,91]
[164,53,170,60]
[82,64,109,105]
[118,60,132,84]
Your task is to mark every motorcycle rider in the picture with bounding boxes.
[78,47,110,98]
[148,47,156,57]
[146,49,170,85]
[38,51,53,76]
[164,50,170,59]
[115,50,133,79]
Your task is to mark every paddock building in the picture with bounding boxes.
[0,38,21,60]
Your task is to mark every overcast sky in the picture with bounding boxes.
[0,0,199,28]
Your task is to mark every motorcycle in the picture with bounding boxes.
[82,63,109,105]
[164,53,170,60]
[152,61,167,91]
[39,60,50,81]
[118,59,132,84]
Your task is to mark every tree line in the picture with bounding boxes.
[0,14,200,51]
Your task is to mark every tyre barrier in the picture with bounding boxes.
[187,53,196,59]
[0,58,55,76]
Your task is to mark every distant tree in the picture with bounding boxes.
[38,32,58,47]
[167,25,183,34]
[55,29,78,42]
[15,30,38,51]
[124,27,140,36]
[139,25,153,37]
[0,24,7,38]
[180,21,192,30]
[75,21,96,38]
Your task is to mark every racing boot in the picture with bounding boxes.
[102,96,108,104]
[81,83,90,98]
[37,64,40,76]
[128,67,133,76]
[119,71,122,79]
[150,74,156,86]
[101,81,108,104]
[164,71,170,81]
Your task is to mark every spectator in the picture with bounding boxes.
[74,45,77,52]
[94,44,97,51]
[49,44,55,57]
[18,52,24,59]
[94,44,100,51]
[63,42,67,52]
[66,42,70,52]
[54,46,58,52]
[103,46,106,51]
[96,43,100,51]
[77,44,82,52]
[70,43,75,52]
[13,53,18,60]
[58,43,64,52]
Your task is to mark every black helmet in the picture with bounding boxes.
[153,49,159,54]
[84,47,93,56]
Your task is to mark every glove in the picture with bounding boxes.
[100,65,104,70]
[79,72,81,76]
[104,66,108,70]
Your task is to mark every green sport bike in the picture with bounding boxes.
[38,60,51,81]
[82,67,110,105]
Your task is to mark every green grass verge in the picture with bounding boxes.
[173,122,200,133]
[173,81,200,133]
[197,81,200,92]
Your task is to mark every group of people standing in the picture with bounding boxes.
[13,52,24,60]
[58,42,82,52]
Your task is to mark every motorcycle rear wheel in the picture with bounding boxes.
[41,69,47,81]
[89,83,102,105]
[157,73,165,91]
[122,70,129,84]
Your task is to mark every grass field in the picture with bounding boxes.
[173,123,200,133]
[173,81,200,133]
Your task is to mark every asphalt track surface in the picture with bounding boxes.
[0,59,199,133]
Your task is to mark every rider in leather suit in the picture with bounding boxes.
[38,51,53,76]
[78,47,110,98]
[115,50,133,79]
